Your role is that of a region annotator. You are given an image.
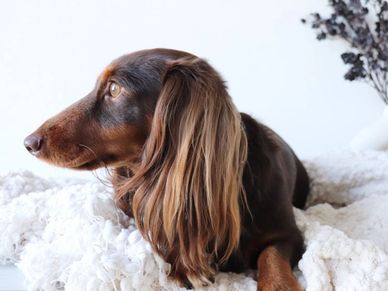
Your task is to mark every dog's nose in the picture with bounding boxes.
[24,134,43,155]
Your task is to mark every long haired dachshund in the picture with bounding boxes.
[25,48,309,290]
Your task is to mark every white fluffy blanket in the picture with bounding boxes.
[1,150,388,291]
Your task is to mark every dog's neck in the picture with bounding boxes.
[112,166,134,217]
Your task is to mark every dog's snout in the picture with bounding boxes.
[24,134,43,155]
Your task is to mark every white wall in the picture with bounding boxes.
[0,0,384,178]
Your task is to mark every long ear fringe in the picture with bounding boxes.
[116,57,248,287]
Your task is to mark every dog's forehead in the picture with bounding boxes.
[99,51,158,82]
[99,49,196,83]
[100,55,135,80]
[109,49,195,69]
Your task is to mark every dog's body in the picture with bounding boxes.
[25,49,309,290]
[220,113,309,271]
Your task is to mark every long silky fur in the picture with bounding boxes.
[116,57,248,287]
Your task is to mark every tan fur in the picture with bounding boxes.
[257,246,302,291]
[116,57,248,286]
[99,65,114,83]
[25,49,308,290]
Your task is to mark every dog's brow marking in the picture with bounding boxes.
[25,49,309,290]
[100,65,115,83]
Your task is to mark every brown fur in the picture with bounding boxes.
[116,58,247,284]
[25,48,309,290]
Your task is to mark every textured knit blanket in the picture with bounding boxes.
[1,150,388,291]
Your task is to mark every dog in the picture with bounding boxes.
[24,48,309,291]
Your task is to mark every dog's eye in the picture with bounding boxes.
[109,82,121,98]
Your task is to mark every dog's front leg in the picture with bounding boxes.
[257,243,302,291]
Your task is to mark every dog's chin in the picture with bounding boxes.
[37,158,100,171]
[64,155,118,170]
[36,152,115,171]
[35,145,134,171]
[70,155,131,170]
[71,159,105,170]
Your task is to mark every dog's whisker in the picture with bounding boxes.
[78,143,113,188]
[25,49,310,290]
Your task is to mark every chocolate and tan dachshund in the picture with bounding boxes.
[25,48,309,290]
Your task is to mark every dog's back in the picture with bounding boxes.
[293,156,310,209]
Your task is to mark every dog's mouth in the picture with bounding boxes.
[69,144,103,170]
[36,155,106,171]
[34,143,118,171]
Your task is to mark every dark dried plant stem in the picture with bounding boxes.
[339,16,387,102]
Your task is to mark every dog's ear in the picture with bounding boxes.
[119,57,247,286]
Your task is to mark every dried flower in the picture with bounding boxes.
[303,0,388,104]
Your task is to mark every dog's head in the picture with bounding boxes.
[24,49,191,169]
[25,48,248,287]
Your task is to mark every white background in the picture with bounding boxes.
[0,0,384,179]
